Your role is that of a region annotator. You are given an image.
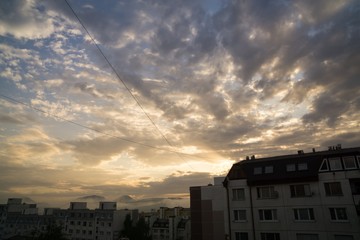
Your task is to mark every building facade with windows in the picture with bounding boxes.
[149,207,191,240]
[224,146,360,240]
[0,199,139,240]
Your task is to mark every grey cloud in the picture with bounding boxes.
[73,82,115,99]
[321,132,360,149]
[65,136,131,165]
[0,113,36,124]
[0,0,55,39]
[303,94,350,126]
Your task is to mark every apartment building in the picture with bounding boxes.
[0,199,138,240]
[224,146,360,240]
[190,177,229,240]
[0,198,46,239]
[146,207,191,240]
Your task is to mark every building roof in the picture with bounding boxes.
[225,147,360,186]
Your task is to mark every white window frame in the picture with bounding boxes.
[234,209,247,222]
[324,182,343,196]
[259,209,278,222]
[298,163,308,171]
[342,156,357,170]
[257,186,278,199]
[290,184,311,198]
[265,166,273,174]
[319,159,329,172]
[286,164,296,172]
[254,167,262,175]
[329,157,342,170]
[329,208,348,222]
[260,232,280,240]
[293,208,315,221]
[235,232,249,240]
[232,188,245,201]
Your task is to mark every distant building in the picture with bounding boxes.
[0,199,139,240]
[145,207,191,240]
[189,177,229,240]
[223,146,360,240]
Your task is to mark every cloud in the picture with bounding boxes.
[65,136,132,165]
[0,0,55,39]
[1,0,360,208]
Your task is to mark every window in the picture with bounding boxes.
[265,166,273,174]
[233,188,245,201]
[296,234,319,240]
[343,156,357,169]
[329,158,342,170]
[329,208,348,221]
[261,233,280,240]
[235,232,249,240]
[319,159,329,171]
[257,186,278,199]
[350,179,360,194]
[298,163,308,171]
[259,209,277,221]
[293,208,315,221]
[287,164,296,172]
[254,167,262,175]
[234,209,247,221]
[290,184,311,197]
[83,221,87,226]
[324,182,343,196]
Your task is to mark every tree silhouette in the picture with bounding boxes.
[120,214,151,240]
[36,224,68,240]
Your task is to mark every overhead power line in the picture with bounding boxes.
[0,93,175,154]
[63,0,191,165]
[63,0,176,151]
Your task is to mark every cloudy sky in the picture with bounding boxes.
[0,0,359,209]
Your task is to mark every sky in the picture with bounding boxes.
[0,0,359,210]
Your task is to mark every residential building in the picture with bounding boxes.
[224,146,360,240]
[147,207,191,240]
[190,177,229,240]
[0,199,139,240]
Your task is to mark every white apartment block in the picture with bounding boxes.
[224,146,360,240]
[148,207,191,240]
[60,202,138,240]
[0,200,138,240]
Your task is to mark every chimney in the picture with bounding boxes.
[312,148,316,153]
[298,150,304,155]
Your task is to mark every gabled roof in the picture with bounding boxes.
[226,147,360,186]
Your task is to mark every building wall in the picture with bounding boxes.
[227,170,360,240]
[190,177,229,240]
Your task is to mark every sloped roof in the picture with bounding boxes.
[226,147,360,186]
